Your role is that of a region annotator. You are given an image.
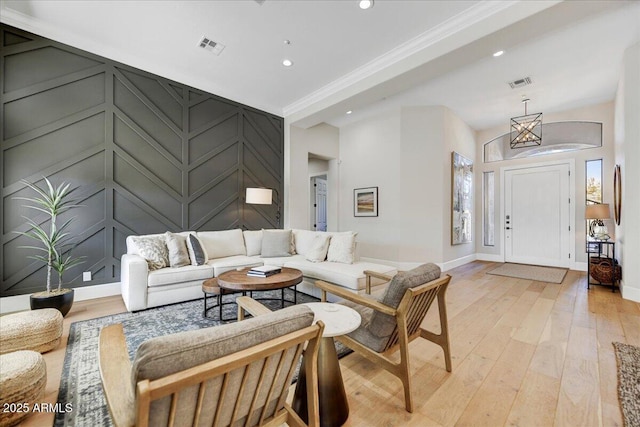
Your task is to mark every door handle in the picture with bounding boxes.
[506,227,512,230]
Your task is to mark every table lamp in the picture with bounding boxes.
[585,203,610,240]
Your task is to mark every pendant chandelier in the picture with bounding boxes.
[510,97,542,148]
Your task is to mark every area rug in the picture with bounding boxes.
[613,342,640,427]
[54,289,350,427]
[487,263,568,283]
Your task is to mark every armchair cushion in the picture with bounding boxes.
[132,304,314,383]
[340,299,389,352]
[369,263,441,339]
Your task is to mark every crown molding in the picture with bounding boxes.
[282,1,560,120]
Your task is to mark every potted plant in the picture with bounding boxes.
[15,177,85,316]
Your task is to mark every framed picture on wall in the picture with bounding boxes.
[452,152,473,245]
[354,187,378,217]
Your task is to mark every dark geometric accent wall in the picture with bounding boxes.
[0,25,283,297]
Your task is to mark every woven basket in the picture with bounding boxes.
[590,257,621,284]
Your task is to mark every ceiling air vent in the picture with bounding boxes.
[509,77,532,89]
[254,0,266,4]
[198,36,225,56]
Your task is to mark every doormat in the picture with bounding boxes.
[613,342,640,427]
[54,290,351,427]
[487,263,568,284]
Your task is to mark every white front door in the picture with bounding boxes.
[505,163,571,267]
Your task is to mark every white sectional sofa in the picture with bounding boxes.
[121,229,397,311]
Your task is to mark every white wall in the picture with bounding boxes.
[338,106,475,268]
[287,123,339,230]
[475,101,616,266]
[614,43,640,302]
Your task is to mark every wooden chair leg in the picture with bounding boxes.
[397,318,414,412]
[436,288,452,372]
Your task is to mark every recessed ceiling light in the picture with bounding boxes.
[282,59,293,67]
[359,0,374,10]
[493,50,504,57]
[346,110,352,115]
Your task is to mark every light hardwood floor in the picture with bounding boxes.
[19,261,640,427]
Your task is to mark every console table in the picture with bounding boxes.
[586,239,620,292]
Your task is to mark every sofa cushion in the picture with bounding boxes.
[187,234,208,266]
[147,264,214,287]
[130,236,169,271]
[283,259,396,291]
[327,232,357,264]
[243,230,263,256]
[257,254,305,268]
[261,229,292,257]
[305,234,331,262]
[198,229,246,259]
[165,232,190,268]
[208,255,264,276]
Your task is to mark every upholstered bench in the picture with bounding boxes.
[0,350,46,427]
[0,309,63,355]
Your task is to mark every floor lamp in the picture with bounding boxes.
[245,187,280,227]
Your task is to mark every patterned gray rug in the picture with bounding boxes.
[613,342,640,427]
[54,289,350,427]
[487,263,568,284]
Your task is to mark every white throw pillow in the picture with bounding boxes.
[197,229,245,259]
[165,232,190,268]
[327,232,357,264]
[305,235,331,263]
[293,229,320,256]
[243,230,263,256]
[261,229,292,257]
[131,236,169,270]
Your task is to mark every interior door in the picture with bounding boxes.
[505,164,571,267]
[314,178,327,231]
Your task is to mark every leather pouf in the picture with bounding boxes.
[0,309,63,355]
[0,350,47,427]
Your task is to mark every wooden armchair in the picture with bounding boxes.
[98,305,324,427]
[315,263,452,413]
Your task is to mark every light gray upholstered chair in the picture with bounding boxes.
[98,305,324,427]
[316,263,452,413]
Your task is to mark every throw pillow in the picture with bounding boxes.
[131,236,169,271]
[243,230,263,257]
[305,234,331,262]
[327,232,357,264]
[187,234,208,266]
[261,229,292,257]
[165,232,190,268]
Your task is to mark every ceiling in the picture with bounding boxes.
[1,0,638,131]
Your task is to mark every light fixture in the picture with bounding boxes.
[585,203,611,240]
[346,110,352,115]
[493,50,504,57]
[359,0,374,10]
[510,97,542,149]
[282,59,293,67]
[245,187,281,226]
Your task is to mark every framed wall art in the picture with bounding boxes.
[452,152,473,245]
[354,187,378,217]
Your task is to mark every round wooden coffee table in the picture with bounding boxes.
[217,267,303,308]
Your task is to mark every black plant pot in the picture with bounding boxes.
[30,289,74,317]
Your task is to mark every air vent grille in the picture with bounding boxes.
[198,36,225,55]
[509,77,532,89]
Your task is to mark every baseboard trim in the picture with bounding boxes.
[621,280,640,302]
[442,254,476,272]
[573,262,588,272]
[0,282,122,314]
[475,253,503,263]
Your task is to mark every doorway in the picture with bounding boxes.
[310,175,327,231]
[503,162,573,268]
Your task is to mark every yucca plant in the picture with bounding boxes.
[14,177,85,295]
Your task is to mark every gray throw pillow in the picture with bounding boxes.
[165,232,190,268]
[187,234,208,266]
[261,229,292,257]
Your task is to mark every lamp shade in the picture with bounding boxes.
[585,203,610,219]
[245,188,273,205]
